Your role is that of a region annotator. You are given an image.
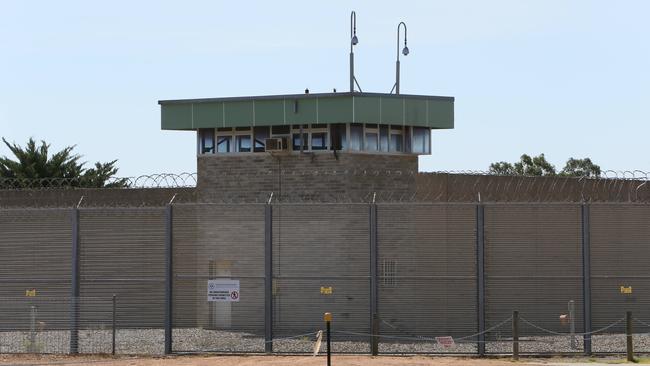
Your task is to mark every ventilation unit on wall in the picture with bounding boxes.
[265,137,287,152]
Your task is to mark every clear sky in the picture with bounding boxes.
[1,1,648,176]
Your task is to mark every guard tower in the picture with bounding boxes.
[160,92,454,201]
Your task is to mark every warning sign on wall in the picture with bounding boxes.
[207,279,240,302]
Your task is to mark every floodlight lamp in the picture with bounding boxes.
[352,35,358,46]
[402,46,409,56]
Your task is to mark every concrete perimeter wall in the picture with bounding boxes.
[0,188,196,208]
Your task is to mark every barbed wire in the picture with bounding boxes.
[2,170,649,190]
[0,173,197,190]
[1,170,649,204]
[430,170,650,180]
[202,171,650,203]
[413,172,650,203]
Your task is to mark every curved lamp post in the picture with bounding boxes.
[349,11,361,92]
[393,21,409,94]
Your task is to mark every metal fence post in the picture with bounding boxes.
[476,204,486,356]
[626,311,634,362]
[512,310,519,360]
[70,208,80,354]
[369,203,379,355]
[112,294,117,355]
[29,305,37,353]
[264,204,273,353]
[568,300,576,349]
[581,204,592,355]
[164,204,173,355]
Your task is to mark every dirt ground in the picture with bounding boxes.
[0,354,640,366]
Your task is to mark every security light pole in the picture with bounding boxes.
[350,11,359,92]
[394,21,409,95]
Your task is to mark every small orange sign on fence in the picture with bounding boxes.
[25,289,36,297]
[620,286,633,294]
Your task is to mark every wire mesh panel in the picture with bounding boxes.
[376,203,477,354]
[0,209,72,333]
[172,204,266,353]
[484,204,584,354]
[0,297,113,354]
[272,204,370,353]
[0,297,70,353]
[590,204,650,353]
[79,207,166,355]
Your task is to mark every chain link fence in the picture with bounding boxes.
[0,202,648,355]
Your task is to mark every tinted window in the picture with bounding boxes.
[311,132,327,150]
[254,126,269,152]
[292,133,308,151]
[390,134,403,152]
[217,136,231,153]
[350,123,363,151]
[200,129,214,154]
[380,125,389,152]
[236,135,251,152]
[412,127,429,154]
[365,133,378,151]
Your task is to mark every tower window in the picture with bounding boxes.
[253,127,269,152]
[236,135,251,152]
[349,123,363,151]
[199,129,215,154]
[216,136,232,153]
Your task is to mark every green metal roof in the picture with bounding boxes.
[159,92,454,130]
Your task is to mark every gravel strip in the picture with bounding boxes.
[2,329,650,355]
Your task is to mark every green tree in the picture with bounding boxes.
[559,158,601,178]
[490,154,602,178]
[488,161,516,175]
[0,137,129,188]
[489,154,556,176]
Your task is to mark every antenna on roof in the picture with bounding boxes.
[349,11,362,93]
